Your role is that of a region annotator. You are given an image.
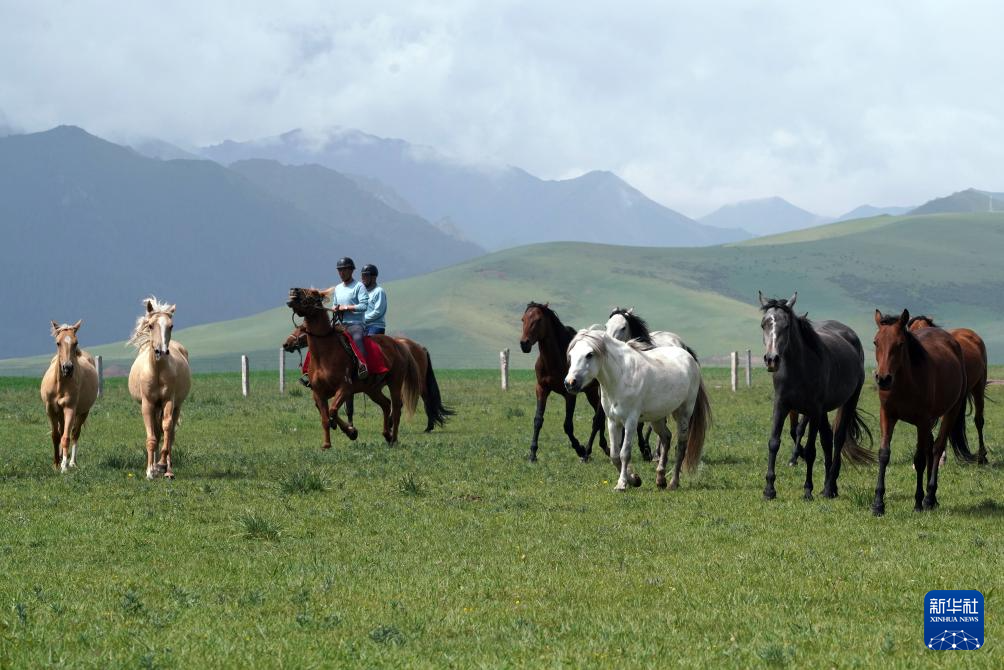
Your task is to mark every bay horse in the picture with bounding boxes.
[759,292,873,501]
[41,320,98,472]
[565,330,711,491]
[872,309,975,515]
[519,302,607,463]
[128,298,191,479]
[283,322,453,432]
[287,287,421,447]
[908,315,989,465]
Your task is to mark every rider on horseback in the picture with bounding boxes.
[333,257,370,379]
[361,264,386,335]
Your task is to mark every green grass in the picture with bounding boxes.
[1,369,1002,667]
[6,212,1004,374]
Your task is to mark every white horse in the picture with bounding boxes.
[605,307,688,351]
[565,330,711,491]
[128,297,191,479]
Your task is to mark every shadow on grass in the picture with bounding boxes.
[954,498,1004,517]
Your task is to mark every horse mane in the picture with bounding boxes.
[609,307,653,346]
[568,329,607,357]
[761,298,823,356]
[128,296,173,349]
[907,314,938,328]
[526,301,574,348]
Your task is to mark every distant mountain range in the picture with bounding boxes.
[835,204,913,221]
[0,126,482,358]
[909,188,1004,215]
[202,128,747,250]
[700,196,828,237]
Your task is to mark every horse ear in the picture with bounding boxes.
[167,305,176,316]
[626,307,635,315]
[146,299,155,314]
[50,320,60,336]
[758,291,767,307]
[787,291,798,308]
[71,319,82,331]
[874,309,883,326]
[899,308,910,327]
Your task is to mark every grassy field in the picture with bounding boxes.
[5,212,1004,375]
[1,368,1001,667]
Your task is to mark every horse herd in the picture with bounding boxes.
[520,292,990,515]
[37,289,990,516]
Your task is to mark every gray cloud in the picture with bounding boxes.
[2,1,1003,216]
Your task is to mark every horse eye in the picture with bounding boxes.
[585,352,593,359]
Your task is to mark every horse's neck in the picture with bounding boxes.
[305,314,348,367]
[595,339,631,396]
[781,327,815,373]
[537,325,569,372]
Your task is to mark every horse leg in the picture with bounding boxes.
[913,429,932,512]
[388,378,405,444]
[141,399,160,479]
[70,411,88,468]
[652,418,671,489]
[786,410,802,466]
[974,385,988,465]
[48,406,62,469]
[636,424,653,463]
[818,416,837,498]
[365,387,393,442]
[57,407,75,472]
[801,417,819,500]
[586,388,608,458]
[529,386,548,463]
[872,411,896,516]
[345,395,355,430]
[607,417,625,489]
[670,411,689,490]
[764,400,788,500]
[159,400,177,479]
[312,392,333,449]
[562,394,587,461]
[616,416,642,491]
[328,387,359,441]
[925,405,958,510]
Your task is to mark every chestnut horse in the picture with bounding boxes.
[519,302,607,463]
[282,322,453,432]
[128,298,191,479]
[872,309,975,515]
[41,320,98,471]
[287,287,421,447]
[908,315,989,465]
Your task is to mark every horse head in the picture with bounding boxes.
[144,299,177,361]
[50,320,82,377]
[564,330,604,393]
[873,308,910,390]
[520,302,549,353]
[907,314,937,332]
[758,290,798,372]
[287,287,332,318]
[283,324,308,353]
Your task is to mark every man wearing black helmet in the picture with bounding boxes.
[332,257,370,378]
[361,264,386,335]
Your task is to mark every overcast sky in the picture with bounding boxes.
[2,1,1003,217]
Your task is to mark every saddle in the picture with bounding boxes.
[339,331,389,379]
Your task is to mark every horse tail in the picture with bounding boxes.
[833,390,874,464]
[684,380,712,472]
[400,345,421,419]
[422,350,454,432]
[949,387,977,464]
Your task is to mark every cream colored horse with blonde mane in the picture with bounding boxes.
[128,298,191,479]
[41,320,98,471]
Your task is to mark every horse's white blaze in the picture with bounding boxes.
[62,336,70,345]
[763,313,779,357]
[157,315,171,352]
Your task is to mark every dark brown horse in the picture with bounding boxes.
[283,322,453,432]
[908,315,989,465]
[872,309,976,515]
[519,302,608,462]
[287,288,422,447]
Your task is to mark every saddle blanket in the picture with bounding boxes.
[301,333,389,376]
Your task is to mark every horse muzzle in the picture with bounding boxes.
[60,363,74,377]
[764,354,780,372]
[875,373,893,390]
[519,340,532,354]
[564,377,581,394]
[154,348,169,360]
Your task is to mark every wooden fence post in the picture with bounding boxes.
[731,351,738,392]
[500,348,510,391]
[746,349,752,388]
[241,355,249,397]
[278,348,285,394]
[96,355,104,398]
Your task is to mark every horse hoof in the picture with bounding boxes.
[656,476,667,489]
[164,471,175,480]
[528,453,538,463]
[803,491,813,501]
[923,499,938,510]
[787,460,798,467]
[914,505,923,512]
[614,484,628,492]
[763,489,777,501]
[346,427,358,441]
[821,489,836,499]
[579,455,590,464]
[631,474,642,488]
[871,503,885,516]
[321,443,332,450]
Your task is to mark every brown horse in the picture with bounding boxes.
[287,287,421,447]
[908,315,989,465]
[283,322,453,432]
[519,302,608,463]
[872,309,975,515]
[41,321,99,471]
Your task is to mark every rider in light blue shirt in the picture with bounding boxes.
[361,264,386,335]
[332,256,370,376]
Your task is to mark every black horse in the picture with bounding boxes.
[759,291,874,500]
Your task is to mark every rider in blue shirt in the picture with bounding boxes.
[361,264,386,335]
[332,257,370,377]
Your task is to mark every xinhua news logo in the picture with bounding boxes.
[925,590,983,650]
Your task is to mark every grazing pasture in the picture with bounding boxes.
[1,369,1002,667]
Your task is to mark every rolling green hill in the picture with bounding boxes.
[5,211,1004,374]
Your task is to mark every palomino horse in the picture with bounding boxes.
[759,292,873,501]
[565,330,711,491]
[287,287,421,447]
[283,322,453,432]
[128,298,191,479]
[908,315,989,465]
[605,307,693,459]
[872,309,975,515]
[520,302,607,463]
[41,320,98,472]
